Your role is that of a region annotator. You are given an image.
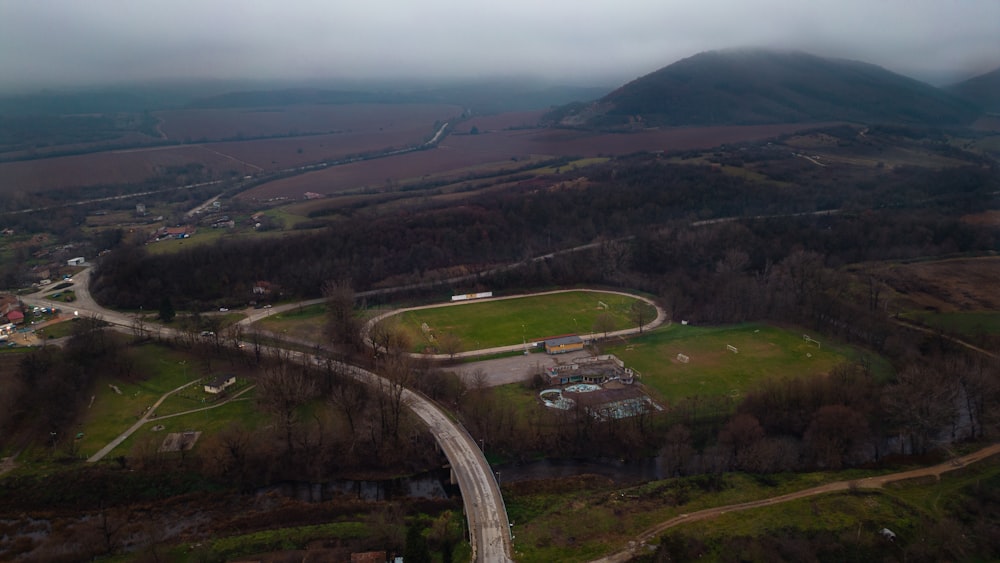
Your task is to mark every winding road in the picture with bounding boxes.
[21,268,513,562]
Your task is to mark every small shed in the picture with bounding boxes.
[545,335,584,355]
[204,374,236,394]
[67,257,85,266]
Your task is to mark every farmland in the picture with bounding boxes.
[155,103,460,141]
[0,103,460,194]
[238,121,832,200]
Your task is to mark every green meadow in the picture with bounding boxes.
[604,323,890,404]
[389,290,656,353]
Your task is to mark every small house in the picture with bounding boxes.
[5,310,24,325]
[545,335,584,355]
[204,374,236,394]
[67,257,85,266]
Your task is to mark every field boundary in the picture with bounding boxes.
[364,288,667,360]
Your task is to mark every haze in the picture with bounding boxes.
[2,0,998,93]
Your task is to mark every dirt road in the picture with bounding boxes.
[589,443,1000,563]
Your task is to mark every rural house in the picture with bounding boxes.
[4,310,24,325]
[204,374,236,394]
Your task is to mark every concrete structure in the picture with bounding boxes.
[545,334,585,354]
[204,374,236,394]
[545,354,636,386]
[67,257,85,266]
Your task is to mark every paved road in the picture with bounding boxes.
[589,443,1000,563]
[22,269,514,562]
[344,363,513,563]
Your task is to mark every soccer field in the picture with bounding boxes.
[605,323,889,403]
[388,290,656,353]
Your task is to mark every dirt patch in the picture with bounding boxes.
[159,431,202,453]
[961,210,1000,227]
[875,257,1000,312]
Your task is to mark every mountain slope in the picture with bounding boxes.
[552,49,979,129]
[948,66,1000,113]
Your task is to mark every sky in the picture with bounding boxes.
[1,0,998,92]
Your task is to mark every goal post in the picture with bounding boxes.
[726,344,738,354]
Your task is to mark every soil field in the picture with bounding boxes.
[155,103,461,142]
[875,256,1000,313]
[0,145,241,193]
[452,110,547,134]
[239,122,831,200]
[0,104,459,193]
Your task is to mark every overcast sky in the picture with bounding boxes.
[1,0,998,92]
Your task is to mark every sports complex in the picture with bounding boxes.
[372,289,885,420]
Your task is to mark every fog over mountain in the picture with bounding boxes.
[1,0,998,93]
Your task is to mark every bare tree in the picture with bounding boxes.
[804,404,870,469]
[369,316,412,359]
[629,301,649,333]
[329,365,369,447]
[373,353,413,448]
[718,413,765,471]
[593,312,615,339]
[324,279,362,350]
[882,364,959,454]
[256,350,318,454]
[438,332,463,360]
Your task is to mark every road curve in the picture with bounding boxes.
[22,269,514,562]
[344,364,513,563]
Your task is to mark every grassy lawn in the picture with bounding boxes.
[657,454,1000,558]
[154,377,255,416]
[390,291,656,353]
[603,323,890,405]
[507,455,999,563]
[35,318,78,339]
[145,228,228,255]
[255,303,328,343]
[118,398,262,459]
[907,310,1000,337]
[75,345,206,457]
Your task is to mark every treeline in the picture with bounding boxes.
[0,317,133,453]
[89,153,998,311]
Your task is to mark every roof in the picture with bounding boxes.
[206,374,235,387]
[546,335,583,347]
[5,310,24,321]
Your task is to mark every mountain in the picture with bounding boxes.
[550,49,980,129]
[948,67,1000,113]
[186,82,611,114]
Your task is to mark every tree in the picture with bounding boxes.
[323,279,362,350]
[882,364,959,455]
[593,312,615,339]
[256,350,318,455]
[438,332,463,360]
[404,522,432,563]
[718,413,765,471]
[158,296,175,323]
[630,301,649,333]
[329,366,369,448]
[803,405,870,469]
